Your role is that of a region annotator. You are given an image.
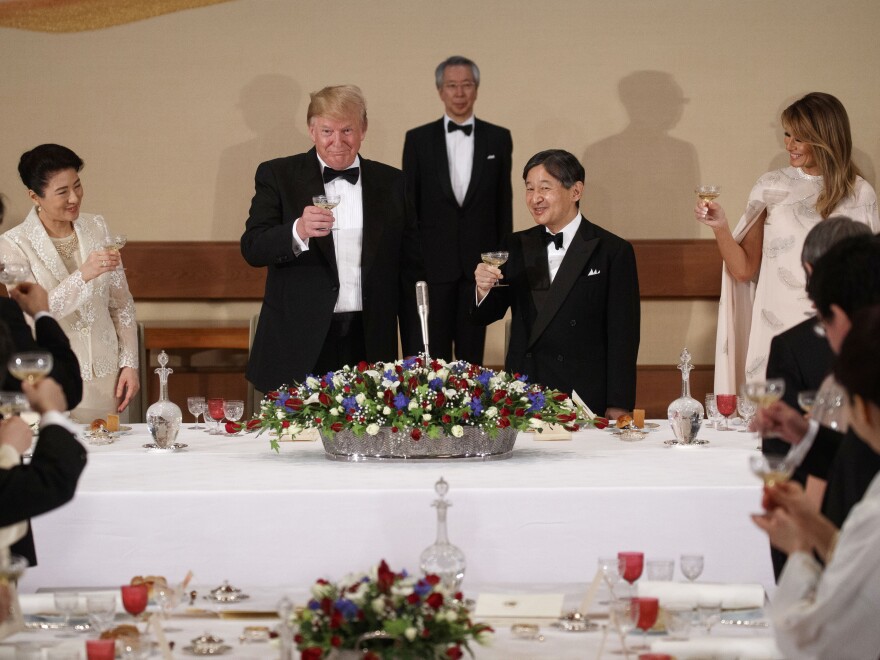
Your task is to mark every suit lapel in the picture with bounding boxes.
[431,120,457,206]
[303,149,337,273]
[360,157,381,280]
[528,220,600,347]
[521,229,551,315]
[462,119,486,208]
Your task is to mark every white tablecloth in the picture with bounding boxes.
[19,422,775,596]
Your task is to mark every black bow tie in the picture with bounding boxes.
[323,166,359,185]
[542,231,564,250]
[447,122,473,136]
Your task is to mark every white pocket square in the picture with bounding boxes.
[588,268,601,276]
[487,154,496,159]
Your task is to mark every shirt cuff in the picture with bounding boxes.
[39,410,80,435]
[475,287,489,306]
[292,218,310,255]
[33,311,53,321]
[802,418,820,445]
[0,444,21,468]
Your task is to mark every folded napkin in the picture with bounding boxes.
[651,636,783,659]
[637,581,765,610]
[19,590,122,615]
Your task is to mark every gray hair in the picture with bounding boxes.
[434,56,480,89]
[802,215,872,267]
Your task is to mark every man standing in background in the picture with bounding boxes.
[402,56,512,365]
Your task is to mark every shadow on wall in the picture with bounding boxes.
[582,70,700,240]
[212,74,312,239]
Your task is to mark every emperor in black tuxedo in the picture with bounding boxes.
[241,86,421,393]
[401,56,512,364]
[472,150,640,417]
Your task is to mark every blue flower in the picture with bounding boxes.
[428,377,442,391]
[308,599,320,611]
[341,395,358,412]
[516,373,530,382]
[383,369,396,381]
[335,598,359,620]
[475,371,492,387]
[527,392,545,412]
[413,579,432,597]
[324,372,336,390]
[274,391,290,407]
[394,393,410,410]
[402,357,418,370]
[469,397,484,416]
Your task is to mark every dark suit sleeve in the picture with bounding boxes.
[800,425,843,480]
[766,334,802,410]
[604,241,640,410]
[34,316,83,410]
[496,129,513,241]
[398,171,426,357]
[0,425,87,527]
[470,233,515,327]
[240,161,299,268]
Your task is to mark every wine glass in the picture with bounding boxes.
[697,600,722,635]
[704,393,720,429]
[598,556,625,603]
[154,584,181,632]
[312,195,341,231]
[7,351,53,385]
[680,554,704,582]
[85,593,116,634]
[714,394,737,431]
[797,390,817,414]
[480,251,509,287]
[53,591,79,637]
[609,596,639,656]
[206,397,225,435]
[121,584,148,620]
[631,597,659,650]
[695,184,721,206]
[223,399,244,433]
[618,551,643,584]
[187,396,206,430]
[736,395,758,433]
[749,453,795,487]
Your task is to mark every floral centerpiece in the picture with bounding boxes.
[295,560,493,660]
[253,354,605,452]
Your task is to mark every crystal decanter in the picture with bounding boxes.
[146,350,182,448]
[419,477,466,592]
[667,348,705,444]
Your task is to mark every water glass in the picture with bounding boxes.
[85,593,116,633]
[736,395,757,432]
[645,559,674,581]
[680,554,704,581]
[223,399,244,432]
[187,396,206,430]
[206,397,225,435]
[697,600,722,634]
[704,394,719,429]
[53,591,79,637]
[663,604,694,640]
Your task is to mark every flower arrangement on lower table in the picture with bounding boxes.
[295,560,492,660]
[254,355,600,460]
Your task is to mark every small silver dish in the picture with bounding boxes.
[551,610,599,632]
[205,581,249,603]
[142,443,188,452]
[182,644,232,656]
[190,633,226,654]
[664,438,710,447]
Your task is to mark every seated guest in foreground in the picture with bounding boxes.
[241,85,421,394]
[472,149,640,418]
[753,305,880,659]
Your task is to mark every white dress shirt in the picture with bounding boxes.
[545,213,582,283]
[444,115,475,206]
[291,155,364,313]
[770,472,880,659]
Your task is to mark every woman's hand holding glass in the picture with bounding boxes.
[80,248,121,282]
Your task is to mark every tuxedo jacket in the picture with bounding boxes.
[471,218,640,412]
[402,118,512,284]
[1,424,87,565]
[0,298,82,410]
[241,148,422,393]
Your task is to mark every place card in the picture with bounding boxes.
[528,424,572,441]
[474,592,564,619]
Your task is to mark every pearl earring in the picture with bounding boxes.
[36,205,42,213]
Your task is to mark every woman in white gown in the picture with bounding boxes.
[0,144,139,422]
[695,92,878,393]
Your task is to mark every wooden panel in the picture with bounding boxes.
[636,365,715,419]
[123,240,721,301]
[144,324,249,350]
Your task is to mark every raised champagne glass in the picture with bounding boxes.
[480,251,509,287]
[749,453,795,487]
[797,390,817,414]
[312,195,341,231]
[7,351,53,385]
[0,260,30,287]
[741,378,786,409]
[695,184,721,206]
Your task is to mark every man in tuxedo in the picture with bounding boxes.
[402,56,512,364]
[241,85,421,393]
[472,150,640,418]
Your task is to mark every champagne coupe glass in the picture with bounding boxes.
[741,379,786,439]
[609,597,639,655]
[102,234,127,252]
[0,391,29,418]
[187,396,206,430]
[697,600,722,635]
[120,584,148,620]
[312,195,341,231]
[704,393,719,429]
[631,597,659,650]
[680,554,704,582]
[695,184,721,207]
[7,351,53,385]
[797,390,817,415]
[749,453,795,487]
[53,591,79,637]
[222,399,244,433]
[618,551,644,585]
[736,395,758,433]
[206,397,225,435]
[85,593,116,634]
[0,260,30,286]
[714,394,737,431]
[480,251,509,287]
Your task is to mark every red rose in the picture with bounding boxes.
[314,417,322,424]
[384,390,394,405]
[321,597,333,613]
[365,653,381,660]
[553,393,569,402]
[411,428,422,440]
[267,391,280,400]
[293,634,303,644]
[492,390,507,403]
[281,420,290,428]
[500,407,510,417]
[407,593,420,604]
[498,417,510,428]
[473,386,483,398]
[515,408,525,417]
[330,422,344,432]
[346,414,353,421]
[343,385,351,393]
[318,392,332,406]
[224,421,242,434]
[435,393,446,407]
[331,635,342,648]
[442,415,451,424]
[422,628,432,638]
[357,360,368,372]
[461,412,469,420]
[246,419,262,431]
[377,560,395,592]
[453,591,463,601]
[329,611,343,629]
[424,575,440,586]
[426,592,444,609]
[301,648,323,660]
[505,396,513,405]
[409,376,419,390]
[391,426,399,433]
[533,413,542,419]
[446,645,463,659]
[594,417,609,430]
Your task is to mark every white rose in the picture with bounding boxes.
[330,407,340,417]
[275,410,286,420]
[366,423,380,436]
[422,414,432,422]
[485,407,498,418]
[445,389,457,398]
[310,582,333,599]
[408,400,419,411]
[383,406,391,415]
[356,393,366,405]
[371,597,385,615]
[451,425,464,437]
[335,394,343,403]
[445,609,459,622]
[304,393,320,405]
[476,628,494,645]
[529,417,545,430]
[306,377,320,389]
[404,627,417,642]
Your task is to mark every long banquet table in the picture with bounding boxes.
[20,421,775,595]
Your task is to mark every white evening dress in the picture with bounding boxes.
[714,167,878,393]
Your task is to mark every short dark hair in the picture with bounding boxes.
[801,216,872,267]
[522,149,585,189]
[834,304,880,409]
[18,144,84,197]
[807,235,880,319]
[435,56,480,89]
[0,193,5,225]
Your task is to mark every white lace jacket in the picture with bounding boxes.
[0,209,138,381]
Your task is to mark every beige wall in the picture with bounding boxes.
[2,0,878,366]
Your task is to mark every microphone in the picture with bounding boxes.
[415,281,430,360]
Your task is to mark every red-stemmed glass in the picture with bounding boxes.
[121,584,148,619]
[618,551,644,584]
[206,397,226,435]
[631,596,659,650]
[715,394,737,431]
